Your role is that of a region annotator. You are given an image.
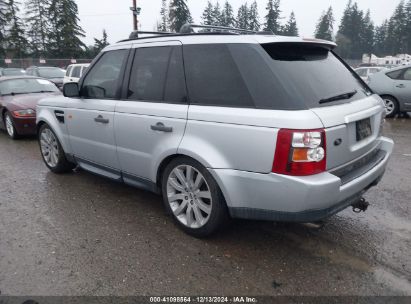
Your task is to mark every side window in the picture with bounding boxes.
[403,68,411,80]
[71,66,81,78]
[81,49,128,99]
[66,66,72,77]
[386,69,404,80]
[184,44,254,108]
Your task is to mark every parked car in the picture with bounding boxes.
[36,32,393,237]
[26,66,66,89]
[0,68,26,77]
[367,64,411,117]
[0,76,61,139]
[354,67,385,82]
[64,64,90,84]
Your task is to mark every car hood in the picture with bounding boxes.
[1,92,61,110]
[48,78,64,84]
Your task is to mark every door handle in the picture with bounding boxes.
[94,115,109,124]
[150,122,173,133]
[396,84,405,88]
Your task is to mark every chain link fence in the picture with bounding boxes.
[0,58,93,69]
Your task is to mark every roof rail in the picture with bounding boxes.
[129,30,174,39]
[180,23,256,34]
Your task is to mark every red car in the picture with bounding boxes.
[0,76,61,139]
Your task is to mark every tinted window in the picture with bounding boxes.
[82,49,128,99]
[184,44,254,108]
[386,69,403,80]
[403,68,411,80]
[71,66,81,78]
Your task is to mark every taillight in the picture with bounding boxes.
[272,129,326,176]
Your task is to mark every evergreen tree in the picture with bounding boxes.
[248,0,260,31]
[374,21,388,56]
[360,10,374,56]
[315,6,334,41]
[236,3,249,30]
[4,0,28,58]
[212,1,222,26]
[25,0,51,57]
[406,0,411,53]
[220,1,235,27]
[0,0,8,56]
[169,0,192,32]
[264,0,281,34]
[93,29,109,53]
[386,1,408,54]
[158,0,169,32]
[48,0,85,58]
[282,11,298,36]
[201,1,214,26]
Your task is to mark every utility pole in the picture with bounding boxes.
[131,0,138,31]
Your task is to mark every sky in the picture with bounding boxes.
[75,0,401,46]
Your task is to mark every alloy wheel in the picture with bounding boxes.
[5,114,14,137]
[384,99,395,116]
[167,165,212,229]
[40,128,59,167]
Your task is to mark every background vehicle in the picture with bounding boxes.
[64,64,90,84]
[0,68,26,77]
[368,64,411,117]
[26,66,66,89]
[0,76,61,139]
[354,67,385,82]
[36,28,393,237]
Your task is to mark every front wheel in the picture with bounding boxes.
[4,111,19,139]
[38,124,75,173]
[162,157,229,237]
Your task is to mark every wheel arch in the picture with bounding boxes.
[36,112,72,155]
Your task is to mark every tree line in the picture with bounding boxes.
[0,0,410,60]
[0,0,108,59]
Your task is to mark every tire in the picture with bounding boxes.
[161,157,229,237]
[38,123,75,173]
[382,95,399,118]
[4,111,19,139]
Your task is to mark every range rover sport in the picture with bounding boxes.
[36,32,394,237]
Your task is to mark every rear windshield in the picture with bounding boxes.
[3,69,26,76]
[184,43,370,110]
[38,67,65,78]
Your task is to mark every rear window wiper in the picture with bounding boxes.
[319,90,358,104]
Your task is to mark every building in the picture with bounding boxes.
[362,53,411,66]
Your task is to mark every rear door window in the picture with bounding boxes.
[403,68,411,80]
[386,69,403,80]
[127,46,186,103]
[71,66,81,78]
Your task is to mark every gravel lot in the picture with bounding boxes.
[0,117,410,296]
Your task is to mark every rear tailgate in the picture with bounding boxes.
[311,95,385,170]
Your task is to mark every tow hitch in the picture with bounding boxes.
[352,198,369,213]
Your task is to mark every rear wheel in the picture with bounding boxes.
[38,124,75,173]
[4,111,18,139]
[382,96,398,118]
[162,157,229,237]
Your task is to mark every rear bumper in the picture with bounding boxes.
[209,137,394,222]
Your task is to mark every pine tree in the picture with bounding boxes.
[386,1,408,54]
[4,0,28,58]
[48,0,85,58]
[0,0,7,56]
[212,1,222,26]
[236,3,249,30]
[220,1,235,27]
[201,1,214,26]
[406,0,411,53]
[264,0,281,34]
[315,6,334,41]
[248,1,260,31]
[169,0,192,32]
[360,10,374,56]
[94,29,109,53]
[158,0,169,32]
[374,21,388,56]
[25,0,51,57]
[282,11,298,36]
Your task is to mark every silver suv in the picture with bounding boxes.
[36,30,394,237]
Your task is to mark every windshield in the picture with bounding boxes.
[260,43,371,108]
[0,78,59,95]
[3,69,26,76]
[38,67,65,78]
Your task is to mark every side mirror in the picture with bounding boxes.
[63,82,79,98]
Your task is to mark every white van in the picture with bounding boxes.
[63,64,90,84]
